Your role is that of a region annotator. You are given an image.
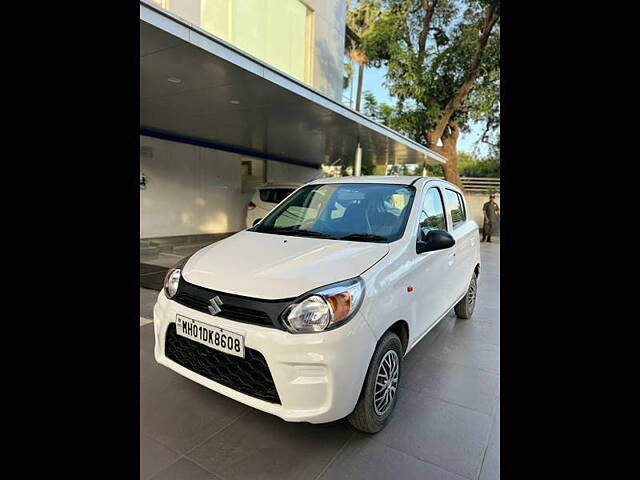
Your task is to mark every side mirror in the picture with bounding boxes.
[416,229,455,254]
[252,218,262,226]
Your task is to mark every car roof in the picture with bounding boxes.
[307,175,424,186]
[307,175,462,188]
[257,182,303,189]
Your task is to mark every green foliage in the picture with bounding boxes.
[357,0,500,152]
[362,90,395,126]
[363,91,378,117]
[458,151,500,177]
[343,62,354,90]
[424,162,444,177]
[387,164,412,176]
[346,1,383,38]
[361,165,377,175]
[424,151,499,177]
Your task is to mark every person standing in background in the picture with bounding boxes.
[481,193,500,242]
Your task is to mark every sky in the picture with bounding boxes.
[355,64,490,156]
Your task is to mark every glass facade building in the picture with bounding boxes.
[148,0,331,91]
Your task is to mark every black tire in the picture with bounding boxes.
[454,272,478,319]
[347,331,403,434]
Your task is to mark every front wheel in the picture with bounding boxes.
[454,272,478,319]
[347,331,403,434]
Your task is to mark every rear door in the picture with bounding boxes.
[443,187,477,302]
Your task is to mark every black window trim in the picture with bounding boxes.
[457,191,467,222]
[445,187,467,230]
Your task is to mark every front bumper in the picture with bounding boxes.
[153,291,376,423]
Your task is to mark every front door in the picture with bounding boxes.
[411,185,454,338]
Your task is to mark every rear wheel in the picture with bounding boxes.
[347,331,403,434]
[454,273,478,319]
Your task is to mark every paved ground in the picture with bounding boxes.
[140,243,500,480]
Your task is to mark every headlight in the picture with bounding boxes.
[281,277,365,333]
[163,255,191,299]
[164,268,181,298]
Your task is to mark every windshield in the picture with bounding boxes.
[251,183,416,243]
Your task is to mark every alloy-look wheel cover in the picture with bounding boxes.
[467,277,477,311]
[374,350,399,416]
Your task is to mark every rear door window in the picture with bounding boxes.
[445,189,466,228]
[259,188,295,204]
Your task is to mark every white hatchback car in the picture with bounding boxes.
[154,176,480,433]
[245,183,302,228]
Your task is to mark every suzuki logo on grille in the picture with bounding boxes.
[208,296,223,315]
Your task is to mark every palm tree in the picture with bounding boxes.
[345,0,381,112]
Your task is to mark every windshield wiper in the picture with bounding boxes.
[288,229,337,239]
[340,233,388,242]
[256,227,337,239]
[256,227,297,235]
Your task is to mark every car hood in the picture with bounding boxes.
[182,230,389,299]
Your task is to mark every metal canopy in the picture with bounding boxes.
[140,1,445,169]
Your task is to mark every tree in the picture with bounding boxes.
[363,90,378,117]
[424,150,500,177]
[362,90,395,125]
[458,151,500,177]
[388,164,411,175]
[345,0,383,111]
[360,0,500,189]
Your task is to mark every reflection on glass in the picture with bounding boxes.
[151,0,314,84]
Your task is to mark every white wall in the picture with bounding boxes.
[304,0,346,101]
[140,136,320,238]
[465,192,501,232]
[267,160,321,183]
[140,140,495,239]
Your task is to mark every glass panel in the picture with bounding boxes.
[330,201,346,219]
[457,192,467,222]
[445,189,465,228]
[419,188,447,232]
[255,183,416,243]
[168,0,201,25]
[152,0,312,84]
[265,0,290,75]
[201,0,231,41]
[232,0,267,60]
[287,0,307,81]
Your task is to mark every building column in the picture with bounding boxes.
[354,142,362,176]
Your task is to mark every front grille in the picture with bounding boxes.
[173,278,292,329]
[174,291,272,326]
[164,323,281,404]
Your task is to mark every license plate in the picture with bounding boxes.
[175,314,245,358]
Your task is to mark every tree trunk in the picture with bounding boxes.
[355,62,365,112]
[429,123,464,191]
[437,144,463,190]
